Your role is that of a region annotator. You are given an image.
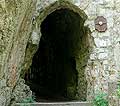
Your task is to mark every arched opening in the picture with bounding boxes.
[23,5,92,102]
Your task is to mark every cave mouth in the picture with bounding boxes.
[25,8,86,102]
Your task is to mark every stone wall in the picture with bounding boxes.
[0,0,120,105]
[84,0,119,100]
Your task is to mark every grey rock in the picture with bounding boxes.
[0,96,6,106]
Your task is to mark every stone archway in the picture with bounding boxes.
[21,0,93,102]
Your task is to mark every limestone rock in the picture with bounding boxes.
[12,79,32,103]
[0,96,6,106]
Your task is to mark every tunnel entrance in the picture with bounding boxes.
[23,7,91,102]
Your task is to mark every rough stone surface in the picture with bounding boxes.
[0,0,36,105]
[0,0,120,105]
[12,78,32,103]
[0,96,6,106]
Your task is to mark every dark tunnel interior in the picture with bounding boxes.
[25,8,83,101]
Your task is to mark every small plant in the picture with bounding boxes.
[92,92,108,106]
[116,82,120,98]
[20,97,35,103]
[117,88,120,98]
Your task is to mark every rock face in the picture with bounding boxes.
[0,0,36,105]
[0,96,6,106]
[0,0,120,105]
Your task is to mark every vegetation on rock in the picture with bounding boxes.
[92,92,108,106]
